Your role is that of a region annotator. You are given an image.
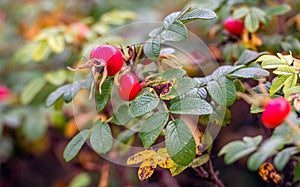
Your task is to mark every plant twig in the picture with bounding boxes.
[207,158,225,187]
[98,162,110,187]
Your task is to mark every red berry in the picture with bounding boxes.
[224,17,244,35]
[118,73,142,101]
[0,85,10,101]
[90,45,123,76]
[261,97,292,128]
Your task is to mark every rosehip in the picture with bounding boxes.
[90,45,124,76]
[261,97,292,128]
[224,17,244,35]
[118,73,142,101]
[0,85,10,101]
[70,22,89,40]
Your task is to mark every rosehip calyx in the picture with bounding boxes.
[90,45,123,76]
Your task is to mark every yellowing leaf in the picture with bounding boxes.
[138,158,157,181]
[169,163,188,176]
[127,150,156,165]
[156,148,174,169]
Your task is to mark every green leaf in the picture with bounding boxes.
[274,147,298,171]
[207,78,236,106]
[149,27,163,37]
[245,13,259,33]
[21,77,47,105]
[270,76,289,96]
[46,84,71,107]
[283,74,298,94]
[250,104,263,114]
[139,111,169,148]
[180,8,217,22]
[250,7,268,24]
[63,82,82,103]
[285,86,300,97]
[273,67,296,75]
[144,36,161,61]
[259,55,288,69]
[112,105,132,126]
[33,42,51,62]
[129,91,160,117]
[293,162,300,182]
[229,67,269,79]
[90,121,113,154]
[165,119,196,166]
[161,21,188,42]
[95,77,114,112]
[201,105,231,126]
[235,50,267,66]
[247,137,284,171]
[48,35,65,53]
[266,4,291,16]
[160,77,195,100]
[212,65,243,79]
[163,11,181,29]
[219,135,262,164]
[63,129,90,162]
[156,68,186,81]
[233,7,249,19]
[68,173,91,187]
[45,70,67,86]
[23,114,47,141]
[191,154,209,168]
[170,97,213,115]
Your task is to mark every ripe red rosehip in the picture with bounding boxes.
[261,97,292,128]
[224,17,244,35]
[90,45,124,76]
[118,73,142,101]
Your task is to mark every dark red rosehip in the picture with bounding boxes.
[261,97,292,129]
[90,45,123,76]
[118,73,142,101]
[224,17,244,35]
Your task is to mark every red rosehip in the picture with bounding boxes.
[0,85,11,101]
[118,73,142,101]
[70,22,89,40]
[90,45,124,76]
[261,97,292,128]
[224,17,244,35]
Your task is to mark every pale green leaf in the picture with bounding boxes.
[170,97,213,115]
[21,77,47,105]
[90,121,113,154]
[63,129,90,162]
[245,13,259,33]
